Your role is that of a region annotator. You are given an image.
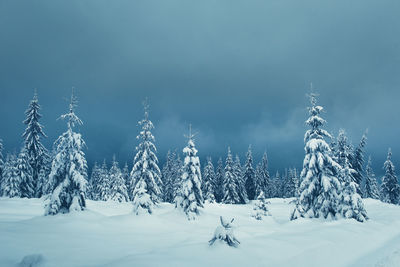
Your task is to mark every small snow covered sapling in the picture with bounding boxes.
[209,216,240,247]
[251,191,271,220]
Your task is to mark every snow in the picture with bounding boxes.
[1,197,400,266]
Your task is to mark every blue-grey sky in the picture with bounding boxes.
[1,0,399,175]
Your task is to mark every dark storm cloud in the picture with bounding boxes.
[1,0,399,174]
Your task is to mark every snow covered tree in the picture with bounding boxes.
[222,147,242,204]
[234,154,248,204]
[244,145,256,200]
[130,100,162,215]
[87,162,100,200]
[214,157,224,203]
[36,153,51,197]
[291,93,342,220]
[22,91,49,197]
[2,153,21,197]
[97,160,111,201]
[251,191,270,220]
[45,91,88,215]
[17,148,34,198]
[364,156,380,199]
[255,152,270,198]
[380,148,400,204]
[122,162,130,194]
[337,130,368,222]
[171,153,183,201]
[285,168,299,198]
[175,125,204,220]
[0,139,4,192]
[351,131,367,196]
[270,171,281,198]
[162,150,175,203]
[202,157,216,203]
[109,156,129,202]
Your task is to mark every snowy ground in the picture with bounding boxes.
[1,198,400,267]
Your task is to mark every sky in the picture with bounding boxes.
[1,0,399,176]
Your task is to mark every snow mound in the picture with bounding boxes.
[18,254,45,267]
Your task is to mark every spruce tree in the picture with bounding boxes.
[88,162,100,200]
[337,130,368,222]
[175,125,204,220]
[364,156,380,199]
[130,100,162,215]
[244,145,256,200]
[214,157,224,203]
[291,93,341,220]
[234,154,248,204]
[351,132,367,196]
[0,139,4,193]
[380,148,400,204]
[17,148,34,198]
[36,153,51,197]
[286,168,299,198]
[171,153,183,201]
[97,160,111,201]
[109,156,129,202]
[22,91,49,197]
[251,191,270,220]
[2,153,21,197]
[45,91,88,215]
[222,147,242,204]
[162,150,175,203]
[122,162,130,196]
[255,152,270,198]
[202,157,216,203]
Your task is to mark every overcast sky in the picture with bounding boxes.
[1,0,399,175]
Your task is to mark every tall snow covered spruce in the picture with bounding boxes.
[45,91,88,215]
[364,156,380,199]
[351,132,367,196]
[380,148,400,204]
[161,150,176,203]
[97,160,111,201]
[175,125,204,220]
[22,91,49,198]
[17,148,34,198]
[234,154,248,204]
[202,157,216,203]
[214,157,224,203]
[222,147,243,204]
[244,145,256,200]
[291,93,342,220]
[336,129,368,222]
[130,100,162,215]
[255,152,270,198]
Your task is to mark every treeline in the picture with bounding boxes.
[0,90,398,222]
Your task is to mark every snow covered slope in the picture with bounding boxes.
[0,197,399,267]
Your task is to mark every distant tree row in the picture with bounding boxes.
[0,90,398,222]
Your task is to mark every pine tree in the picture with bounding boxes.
[364,156,380,199]
[2,153,21,197]
[291,93,342,220]
[130,100,162,215]
[109,156,129,202]
[172,153,183,201]
[0,139,4,194]
[162,150,175,203]
[222,147,242,204]
[97,160,111,201]
[337,130,368,222]
[175,125,204,220]
[22,91,49,198]
[122,162,130,195]
[244,145,256,200]
[251,191,270,220]
[88,162,100,200]
[351,131,367,196]
[381,148,400,204]
[286,168,299,198]
[270,171,281,198]
[234,154,248,204]
[45,91,88,215]
[36,153,51,197]
[255,152,270,198]
[214,157,224,203]
[202,157,216,203]
[17,148,34,198]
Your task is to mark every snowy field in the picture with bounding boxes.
[1,198,400,267]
